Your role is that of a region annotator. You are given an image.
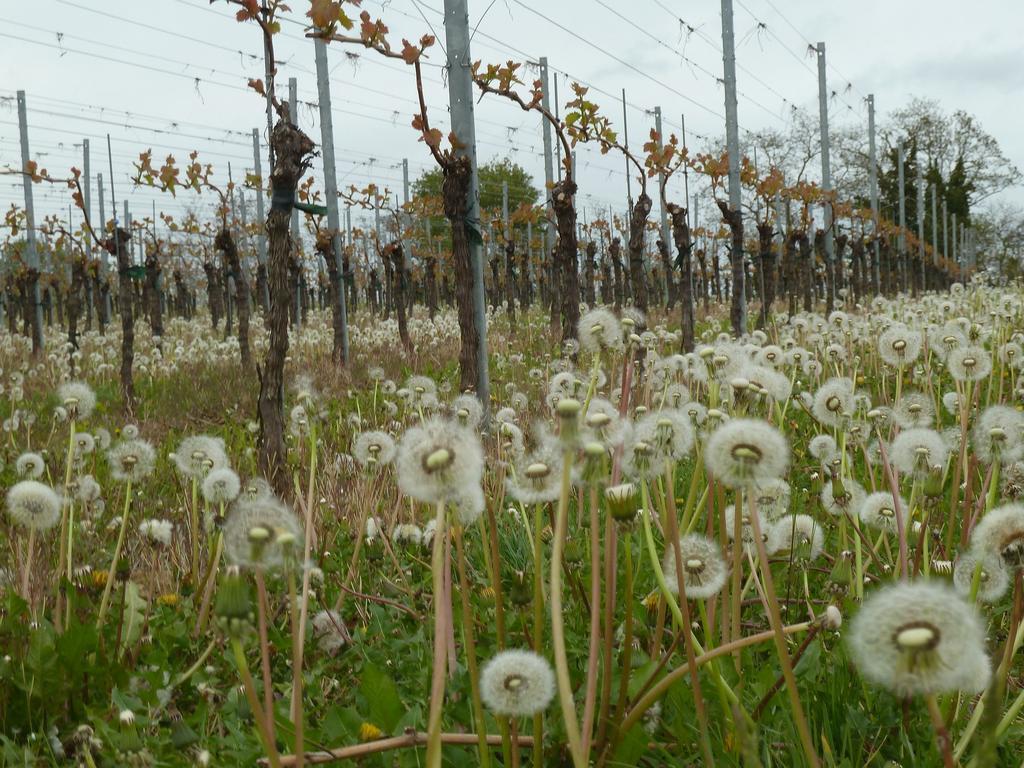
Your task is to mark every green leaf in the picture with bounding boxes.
[359,663,404,733]
[794,637,822,682]
[612,723,648,765]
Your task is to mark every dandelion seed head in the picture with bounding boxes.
[947,345,992,382]
[969,503,1024,570]
[57,381,97,420]
[578,307,622,353]
[396,418,483,504]
[772,514,824,560]
[353,431,398,469]
[15,452,45,479]
[173,435,228,478]
[662,534,728,599]
[107,439,156,483]
[202,467,241,505]
[953,549,1009,603]
[480,649,555,717]
[223,494,303,570]
[6,480,61,531]
[889,428,948,478]
[705,418,789,488]
[848,581,990,696]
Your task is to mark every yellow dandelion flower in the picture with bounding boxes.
[479,586,495,601]
[642,592,661,611]
[359,722,383,742]
[157,593,180,607]
[92,570,110,589]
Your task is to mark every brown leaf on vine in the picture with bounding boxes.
[400,40,420,64]
[248,78,266,96]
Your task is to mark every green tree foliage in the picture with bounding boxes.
[409,157,541,254]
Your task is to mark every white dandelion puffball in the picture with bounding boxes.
[848,581,990,697]
[704,418,789,488]
[312,609,349,655]
[578,307,622,353]
[812,377,856,428]
[808,435,837,462]
[6,480,62,531]
[878,324,923,367]
[662,534,729,599]
[392,523,423,546]
[506,437,563,505]
[858,491,909,533]
[107,439,157,483]
[173,435,229,478]
[753,479,791,521]
[889,428,948,477]
[947,345,992,383]
[15,451,46,479]
[396,418,484,504]
[57,380,97,419]
[223,494,304,570]
[451,394,484,430]
[353,431,398,468]
[771,514,824,560]
[892,392,934,430]
[969,503,1024,569]
[953,549,1009,603]
[972,405,1024,466]
[480,649,556,717]
[202,467,241,505]
[139,518,174,546]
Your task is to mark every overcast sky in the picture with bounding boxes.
[2,0,1021,237]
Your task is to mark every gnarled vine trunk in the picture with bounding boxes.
[667,203,694,352]
[217,227,251,369]
[144,246,164,343]
[551,177,580,343]
[610,238,623,311]
[388,241,412,353]
[257,110,314,497]
[441,155,480,394]
[105,228,134,410]
[716,199,745,337]
[755,221,775,329]
[627,192,652,313]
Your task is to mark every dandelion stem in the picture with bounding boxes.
[550,450,585,768]
[189,477,200,586]
[231,636,282,768]
[746,499,820,768]
[97,478,133,627]
[580,484,602,758]
[926,694,955,768]
[21,527,35,603]
[424,500,449,768]
[453,525,491,768]
[253,568,278,749]
[530,501,545,768]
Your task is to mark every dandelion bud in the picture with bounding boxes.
[606,483,638,522]
[923,466,945,498]
[828,550,852,588]
[215,568,252,637]
[508,571,532,606]
[564,539,584,565]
